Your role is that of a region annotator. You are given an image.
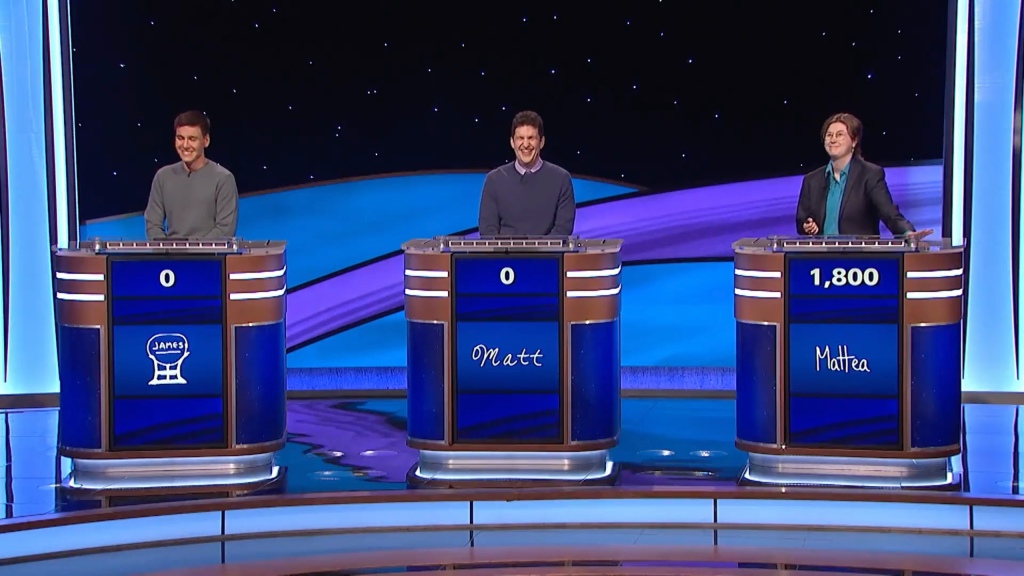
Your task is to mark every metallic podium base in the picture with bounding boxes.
[409,449,618,488]
[64,453,281,490]
[740,453,957,489]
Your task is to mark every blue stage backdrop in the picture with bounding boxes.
[81,163,943,390]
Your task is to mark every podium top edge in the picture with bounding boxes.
[732,236,964,254]
[53,239,286,255]
[401,236,623,254]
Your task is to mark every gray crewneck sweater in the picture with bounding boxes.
[144,159,238,239]
[477,161,576,236]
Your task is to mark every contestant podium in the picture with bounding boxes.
[402,236,622,486]
[733,236,963,487]
[52,239,287,489]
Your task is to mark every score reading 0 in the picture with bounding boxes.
[809,266,880,289]
[159,269,177,287]
[452,256,560,297]
[110,258,225,299]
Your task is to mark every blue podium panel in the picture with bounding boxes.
[735,322,778,445]
[785,255,902,449]
[233,321,288,445]
[108,257,227,450]
[451,254,562,444]
[407,320,446,441]
[57,325,103,450]
[570,319,620,442]
[910,323,962,448]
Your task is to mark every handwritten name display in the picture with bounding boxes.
[472,345,544,367]
[815,345,870,373]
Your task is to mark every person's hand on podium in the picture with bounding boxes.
[802,218,819,235]
[905,229,934,241]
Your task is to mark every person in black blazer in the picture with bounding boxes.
[795,112,932,238]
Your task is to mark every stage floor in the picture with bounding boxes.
[2,397,1021,520]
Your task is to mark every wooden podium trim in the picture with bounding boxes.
[407,438,617,452]
[60,438,286,460]
[735,438,961,460]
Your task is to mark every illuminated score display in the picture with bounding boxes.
[108,257,227,450]
[785,255,902,448]
[451,255,562,443]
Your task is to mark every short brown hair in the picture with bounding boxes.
[173,110,210,136]
[820,112,863,157]
[511,110,544,139]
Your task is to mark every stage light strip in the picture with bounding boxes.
[404,288,448,298]
[742,468,955,489]
[964,0,1020,391]
[0,0,60,393]
[46,0,68,249]
[67,466,282,490]
[228,287,286,301]
[734,269,781,278]
[404,269,448,278]
[566,286,621,298]
[906,289,964,300]
[54,271,103,281]
[566,266,621,278]
[951,0,969,245]
[229,266,286,280]
[734,288,781,299]
[55,292,103,302]
[906,268,964,278]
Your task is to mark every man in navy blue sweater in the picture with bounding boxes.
[477,111,576,236]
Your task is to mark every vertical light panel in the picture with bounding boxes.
[964,405,1017,494]
[950,0,969,245]
[964,0,1020,392]
[1018,0,1024,383]
[63,0,79,243]
[46,0,68,249]
[0,10,8,389]
[0,0,60,394]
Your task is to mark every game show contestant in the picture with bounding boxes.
[145,110,238,239]
[477,110,576,236]
[795,112,931,239]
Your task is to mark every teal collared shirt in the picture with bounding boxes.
[823,161,850,235]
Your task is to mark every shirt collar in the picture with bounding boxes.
[514,158,543,174]
[826,159,850,178]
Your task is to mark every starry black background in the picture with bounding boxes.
[69,1,949,221]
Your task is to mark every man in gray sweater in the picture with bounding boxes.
[477,110,575,237]
[145,111,238,239]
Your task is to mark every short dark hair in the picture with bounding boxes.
[511,110,544,139]
[820,112,863,157]
[173,110,211,136]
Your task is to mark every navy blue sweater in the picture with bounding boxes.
[477,161,576,236]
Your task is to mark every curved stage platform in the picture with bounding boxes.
[1,398,1023,573]
[148,545,1024,576]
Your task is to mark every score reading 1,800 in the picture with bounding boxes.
[787,257,900,297]
[809,266,879,289]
